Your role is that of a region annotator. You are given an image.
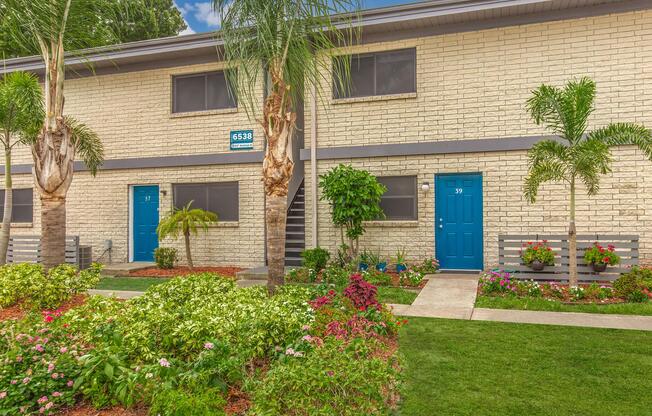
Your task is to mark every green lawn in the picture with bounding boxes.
[476,295,652,316]
[399,317,652,415]
[95,277,171,291]
[377,287,418,305]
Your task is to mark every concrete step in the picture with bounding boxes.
[236,266,296,281]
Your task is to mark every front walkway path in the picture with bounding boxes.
[390,273,652,331]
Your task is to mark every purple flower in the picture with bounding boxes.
[159,358,170,367]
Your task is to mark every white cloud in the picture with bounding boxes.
[179,26,196,35]
[191,2,222,28]
[174,1,198,36]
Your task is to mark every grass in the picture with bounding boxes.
[476,295,652,315]
[399,317,652,415]
[377,286,418,304]
[95,277,171,291]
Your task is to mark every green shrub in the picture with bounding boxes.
[363,269,392,286]
[285,267,313,283]
[154,247,178,269]
[149,387,226,416]
[321,265,350,287]
[301,247,330,272]
[627,289,649,303]
[0,263,101,310]
[252,338,400,416]
[613,267,648,298]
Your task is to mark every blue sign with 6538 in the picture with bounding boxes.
[230,130,254,150]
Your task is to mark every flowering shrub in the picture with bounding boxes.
[252,338,400,416]
[399,269,424,287]
[343,274,380,311]
[0,314,88,415]
[361,269,392,286]
[414,257,440,274]
[0,263,101,310]
[513,280,542,297]
[584,242,620,266]
[478,271,517,295]
[569,286,585,300]
[520,241,555,266]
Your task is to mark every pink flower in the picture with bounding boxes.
[10,380,17,385]
[48,363,55,373]
[301,325,311,331]
[45,402,54,410]
[51,373,59,379]
[39,407,45,414]
[67,380,74,388]
[38,396,48,404]
[59,347,68,354]
[22,377,30,384]
[52,392,62,397]
[302,335,313,342]
[0,391,6,399]
[158,358,170,367]
[16,356,22,362]
[34,344,45,352]
[203,342,214,350]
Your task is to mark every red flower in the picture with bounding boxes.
[603,256,611,264]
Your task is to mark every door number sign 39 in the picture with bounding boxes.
[230,130,254,150]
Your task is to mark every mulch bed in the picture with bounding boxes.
[59,405,148,416]
[0,294,88,323]
[129,266,244,278]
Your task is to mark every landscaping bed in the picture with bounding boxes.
[1,265,402,415]
[129,266,243,278]
[476,268,652,315]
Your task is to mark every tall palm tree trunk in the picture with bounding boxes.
[266,194,287,292]
[568,178,578,286]
[33,121,75,270]
[184,230,193,270]
[41,196,66,269]
[0,147,12,265]
[263,73,295,294]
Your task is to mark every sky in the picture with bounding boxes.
[174,0,419,35]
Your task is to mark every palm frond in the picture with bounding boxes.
[527,139,569,166]
[0,71,44,146]
[214,0,360,116]
[526,84,568,138]
[157,202,217,241]
[523,160,567,204]
[64,116,104,176]
[588,122,652,160]
[560,77,595,143]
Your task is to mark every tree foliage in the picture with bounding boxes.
[319,164,386,256]
[0,0,186,58]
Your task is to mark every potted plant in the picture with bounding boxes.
[358,250,372,272]
[520,241,555,271]
[584,242,620,272]
[394,248,408,273]
[368,251,387,272]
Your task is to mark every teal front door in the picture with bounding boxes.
[133,185,159,262]
[435,173,483,270]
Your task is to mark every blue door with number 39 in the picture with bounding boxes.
[435,174,483,270]
[133,185,159,262]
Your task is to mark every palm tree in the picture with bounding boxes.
[4,0,109,269]
[213,0,358,293]
[156,202,217,270]
[524,77,652,286]
[0,72,44,264]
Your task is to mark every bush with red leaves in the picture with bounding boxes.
[343,274,380,311]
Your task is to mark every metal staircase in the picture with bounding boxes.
[285,182,305,267]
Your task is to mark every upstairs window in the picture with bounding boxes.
[0,188,33,223]
[172,71,237,113]
[173,182,239,221]
[333,48,416,99]
[377,176,417,220]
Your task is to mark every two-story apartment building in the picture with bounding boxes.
[2,0,651,270]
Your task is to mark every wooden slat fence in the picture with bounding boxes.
[7,236,80,267]
[498,234,638,282]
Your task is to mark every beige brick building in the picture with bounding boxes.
[2,0,651,270]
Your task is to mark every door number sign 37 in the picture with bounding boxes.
[230,130,254,150]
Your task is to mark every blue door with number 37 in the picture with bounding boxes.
[133,185,159,262]
[435,174,483,270]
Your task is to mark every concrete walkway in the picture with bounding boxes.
[389,273,652,331]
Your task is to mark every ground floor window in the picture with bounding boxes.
[173,182,239,221]
[377,176,417,220]
[0,188,33,223]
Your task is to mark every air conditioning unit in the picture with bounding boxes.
[78,246,93,270]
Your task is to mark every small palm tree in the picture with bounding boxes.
[0,72,44,264]
[524,77,652,286]
[4,0,109,269]
[156,202,217,270]
[214,0,358,293]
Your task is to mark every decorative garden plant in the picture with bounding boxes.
[523,77,652,286]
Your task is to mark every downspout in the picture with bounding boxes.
[310,83,318,248]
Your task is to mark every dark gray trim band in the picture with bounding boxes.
[299,135,562,160]
[0,151,264,175]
